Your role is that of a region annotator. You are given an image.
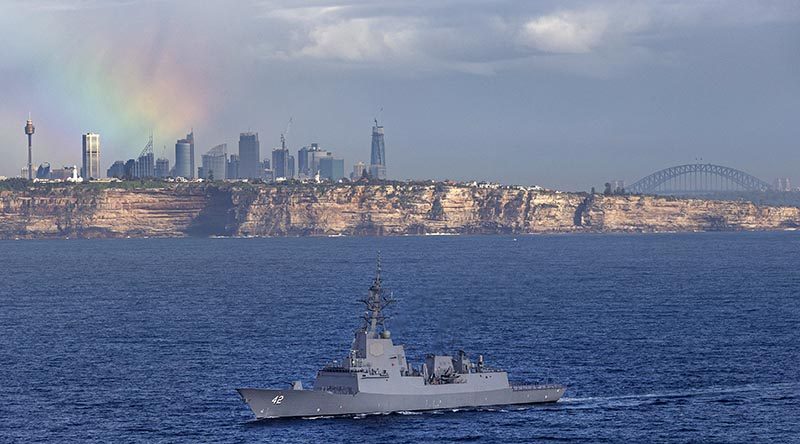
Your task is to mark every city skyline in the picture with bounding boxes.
[0,1,798,189]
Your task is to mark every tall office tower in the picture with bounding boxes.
[238,132,260,179]
[186,130,195,179]
[201,144,227,180]
[24,116,35,180]
[227,154,240,180]
[81,133,101,179]
[136,151,154,178]
[272,147,290,179]
[369,119,386,179]
[272,131,293,179]
[319,157,345,181]
[288,155,295,179]
[174,138,193,178]
[297,146,310,177]
[352,161,366,180]
[155,158,170,178]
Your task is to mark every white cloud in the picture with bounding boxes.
[298,17,421,61]
[247,0,800,74]
[519,11,609,54]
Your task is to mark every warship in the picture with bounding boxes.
[237,259,564,419]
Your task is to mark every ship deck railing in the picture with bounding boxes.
[510,384,564,391]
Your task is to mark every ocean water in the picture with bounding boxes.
[1,233,798,443]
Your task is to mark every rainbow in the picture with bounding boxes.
[6,5,213,164]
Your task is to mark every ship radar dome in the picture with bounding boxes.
[380,330,391,339]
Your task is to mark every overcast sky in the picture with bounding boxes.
[0,0,798,190]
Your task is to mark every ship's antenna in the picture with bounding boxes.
[362,251,393,336]
[376,250,381,281]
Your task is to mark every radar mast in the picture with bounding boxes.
[361,252,393,337]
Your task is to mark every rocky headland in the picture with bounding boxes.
[1,182,798,239]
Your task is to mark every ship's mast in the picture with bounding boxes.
[362,253,393,336]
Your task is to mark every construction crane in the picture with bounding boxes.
[280,117,293,150]
[139,132,154,158]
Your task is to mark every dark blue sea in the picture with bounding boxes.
[1,233,798,443]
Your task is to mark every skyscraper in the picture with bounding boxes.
[186,130,195,179]
[135,151,154,178]
[201,144,227,180]
[297,146,310,177]
[369,119,386,180]
[81,133,101,179]
[272,147,290,179]
[238,132,260,179]
[174,139,192,178]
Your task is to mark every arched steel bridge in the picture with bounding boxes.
[627,164,773,195]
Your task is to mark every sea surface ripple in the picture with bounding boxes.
[1,232,798,443]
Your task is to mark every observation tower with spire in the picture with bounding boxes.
[24,115,35,180]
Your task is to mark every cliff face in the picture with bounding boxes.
[235,185,585,236]
[0,187,207,238]
[584,195,800,232]
[1,183,798,239]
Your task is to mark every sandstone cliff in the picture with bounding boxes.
[0,183,798,239]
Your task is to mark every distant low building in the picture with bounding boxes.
[319,157,344,181]
[351,161,366,180]
[227,154,240,180]
[200,144,227,180]
[309,148,331,176]
[107,161,126,179]
[155,158,170,178]
[50,166,75,180]
[36,163,51,179]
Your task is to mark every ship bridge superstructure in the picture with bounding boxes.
[314,256,510,395]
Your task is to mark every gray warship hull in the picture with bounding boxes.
[237,385,564,419]
[237,259,566,420]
